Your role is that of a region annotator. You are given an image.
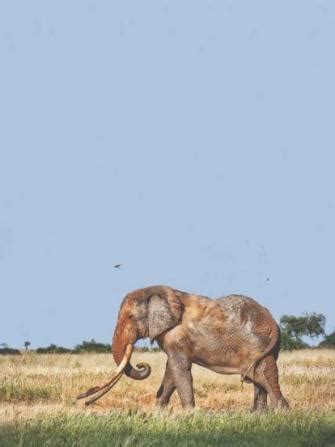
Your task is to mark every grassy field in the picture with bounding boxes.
[0,349,334,446]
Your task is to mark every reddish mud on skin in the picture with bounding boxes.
[81,285,288,410]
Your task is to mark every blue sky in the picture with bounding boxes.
[1,1,334,348]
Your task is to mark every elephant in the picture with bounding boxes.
[78,285,288,410]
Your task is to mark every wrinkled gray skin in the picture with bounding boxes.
[112,286,289,410]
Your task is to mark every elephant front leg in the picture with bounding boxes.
[156,361,176,408]
[168,351,195,409]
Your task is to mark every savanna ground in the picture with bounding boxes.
[0,349,334,446]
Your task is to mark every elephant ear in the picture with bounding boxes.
[148,292,182,341]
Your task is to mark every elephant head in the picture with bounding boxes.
[112,285,184,379]
[77,285,184,404]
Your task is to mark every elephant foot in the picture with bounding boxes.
[277,397,289,410]
[181,404,196,411]
[156,398,170,409]
[250,405,267,412]
[250,399,268,412]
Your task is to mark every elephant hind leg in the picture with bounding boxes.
[251,382,267,411]
[253,356,289,409]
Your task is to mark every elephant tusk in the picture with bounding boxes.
[115,343,133,373]
[76,344,133,404]
[76,370,123,401]
[84,371,123,405]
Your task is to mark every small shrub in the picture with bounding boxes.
[319,331,335,348]
[74,339,111,353]
[0,347,21,356]
[36,344,72,354]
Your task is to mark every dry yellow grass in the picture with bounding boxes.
[0,348,334,422]
[1,350,335,446]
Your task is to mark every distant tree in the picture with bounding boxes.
[280,313,326,338]
[280,330,309,350]
[135,346,162,353]
[280,313,326,350]
[24,341,31,351]
[318,331,335,348]
[0,342,8,348]
[0,347,21,355]
[36,344,72,354]
[74,339,111,353]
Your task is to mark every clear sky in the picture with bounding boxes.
[1,1,334,349]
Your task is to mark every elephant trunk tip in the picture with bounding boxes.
[124,361,151,380]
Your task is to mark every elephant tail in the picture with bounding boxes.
[241,321,280,384]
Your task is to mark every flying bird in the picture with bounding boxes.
[114,264,121,269]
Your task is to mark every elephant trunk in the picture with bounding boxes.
[112,315,151,380]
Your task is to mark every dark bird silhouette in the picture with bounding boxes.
[114,264,121,269]
[266,277,270,282]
